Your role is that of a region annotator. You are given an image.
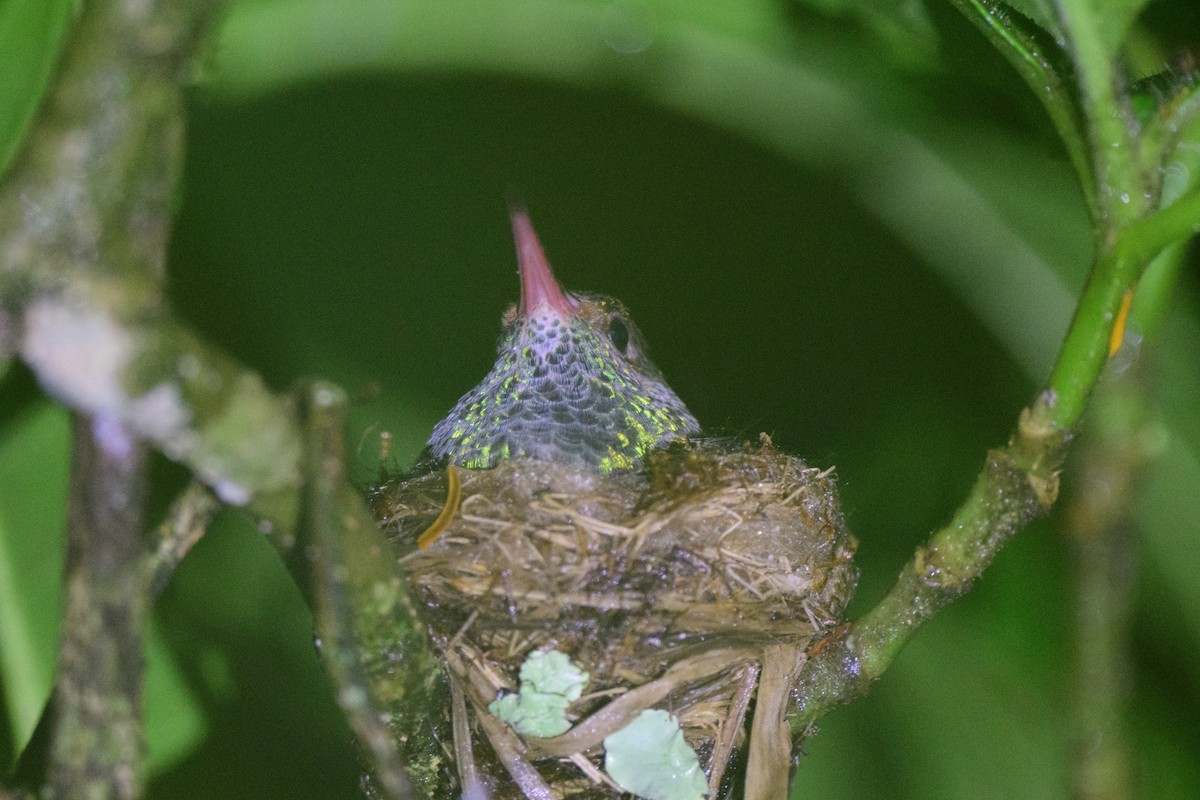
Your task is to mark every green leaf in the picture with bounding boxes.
[791,0,940,67]
[0,0,76,180]
[1083,0,1147,57]
[1001,0,1061,38]
[0,398,70,766]
[144,617,208,774]
[947,0,1093,215]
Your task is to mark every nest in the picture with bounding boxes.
[376,439,858,799]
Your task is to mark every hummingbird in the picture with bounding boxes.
[386,211,858,800]
[422,208,700,473]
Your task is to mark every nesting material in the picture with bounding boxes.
[376,440,858,799]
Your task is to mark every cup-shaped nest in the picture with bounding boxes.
[377,440,858,799]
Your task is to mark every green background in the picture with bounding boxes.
[2,0,1198,797]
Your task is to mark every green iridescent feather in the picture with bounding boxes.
[424,292,699,473]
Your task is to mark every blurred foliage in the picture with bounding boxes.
[1,0,1198,797]
[0,0,74,180]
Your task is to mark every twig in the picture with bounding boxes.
[1053,0,1145,228]
[144,481,221,597]
[792,393,1069,728]
[302,382,444,799]
[51,413,148,799]
[0,0,302,545]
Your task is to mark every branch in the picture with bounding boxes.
[1053,0,1145,228]
[1047,185,1200,428]
[793,394,1069,726]
[791,32,1200,727]
[301,383,445,799]
[51,413,148,799]
[143,481,220,597]
[0,0,335,795]
[0,0,304,542]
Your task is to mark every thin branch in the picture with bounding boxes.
[0,0,304,541]
[302,382,446,800]
[1053,0,1145,228]
[1047,184,1200,428]
[51,413,148,799]
[143,481,221,597]
[1045,253,1137,428]
[793,395,1069,726]
[1064,368,1145,800]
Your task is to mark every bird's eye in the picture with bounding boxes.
[608,317,630,353]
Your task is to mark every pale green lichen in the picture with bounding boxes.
[604,709,708,800]
[488,650,589,738]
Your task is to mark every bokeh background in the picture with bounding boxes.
[2,0,1199,797]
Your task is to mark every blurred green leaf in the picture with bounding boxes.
[792,0,939,67]
[144,617,207,775]
[0,397,69,768]
[0,0,76,179]
[1081,0,1148,58]
[1004,0,1147,58]
[1144,79,1200,205]
[947,0,1092,212]
[1002,0,1060,38]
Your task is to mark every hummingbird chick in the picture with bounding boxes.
[423,209,700,473]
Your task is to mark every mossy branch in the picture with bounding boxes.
[0,0,303,541]
[52,413,148,799]
[0,1,248,796]
[301,384,445,799]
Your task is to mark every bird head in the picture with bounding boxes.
[423,208,699,473]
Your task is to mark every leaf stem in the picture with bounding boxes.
[1047,184,1200,427]
[1053,0,1145,227]
[951,0,1096,217]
